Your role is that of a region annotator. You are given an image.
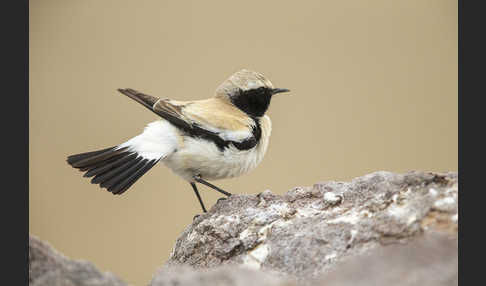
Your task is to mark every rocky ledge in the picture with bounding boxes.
[161,171,458,285]
[29,234,127,286]
[30,171,458,286]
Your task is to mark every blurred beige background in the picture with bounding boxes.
[29,0,457,285]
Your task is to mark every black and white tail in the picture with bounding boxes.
[67,145,159,195]
[67,121,179,195]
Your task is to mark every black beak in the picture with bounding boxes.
[271,88,290,95]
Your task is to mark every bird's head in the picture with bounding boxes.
[215,69,290,117]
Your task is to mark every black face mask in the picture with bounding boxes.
[231,87,273,117]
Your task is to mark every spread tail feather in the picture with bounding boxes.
[67,120,179,195]
[67,145,159,195]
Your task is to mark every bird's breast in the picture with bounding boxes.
[163,115,272,181]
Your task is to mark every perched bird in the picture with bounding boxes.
[66,69,289,212]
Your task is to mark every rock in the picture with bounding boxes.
[166,171,458,283]
[150,265,293,286]
[30,171,458,286]
[150,231,457,286]
[29,234,127,286]
[317,231,458,286]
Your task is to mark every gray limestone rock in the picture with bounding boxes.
[150,265,294,286]
[317,231,458,286]
[29,234,127,286]
[150,232,457,286]
[166,171,458,283]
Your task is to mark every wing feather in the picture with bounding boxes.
[118,88,258,150]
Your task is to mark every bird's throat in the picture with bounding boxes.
[231,87,272,117]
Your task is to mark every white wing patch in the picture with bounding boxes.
[118,120,179,161]
[218,129,253,142]
[193,123,253,142]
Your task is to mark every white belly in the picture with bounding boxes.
[163,116,271,182]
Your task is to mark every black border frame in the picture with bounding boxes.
[4,0,469,284]
[5,0,29,285]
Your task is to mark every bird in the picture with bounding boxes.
[66,69,289,213]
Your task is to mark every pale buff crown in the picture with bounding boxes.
[214,69,275,99]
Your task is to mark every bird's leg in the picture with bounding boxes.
[193,175,232,197]
[190,182,207,213]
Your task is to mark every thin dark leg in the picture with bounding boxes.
[194,176,232,197]
[190,182,207,213]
